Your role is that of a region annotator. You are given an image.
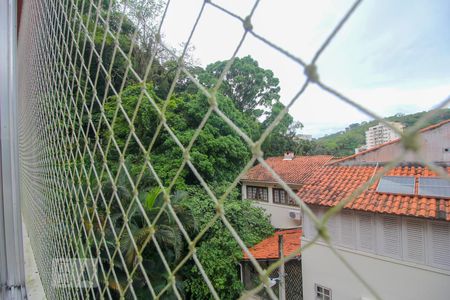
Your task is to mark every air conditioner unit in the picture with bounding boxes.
[288,210,301,220]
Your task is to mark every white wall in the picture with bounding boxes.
[302,242,450,300]
[303,208,450,270]
[345,122,450,164]
[242,182,301,229]
[302,207,450,300]
[253,201,301,229]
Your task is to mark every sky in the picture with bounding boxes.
[159,0,450,137]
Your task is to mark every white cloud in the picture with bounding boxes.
[160,0,450,138]
[291,83,450,137]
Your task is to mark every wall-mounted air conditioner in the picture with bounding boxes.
[288,210,301,220]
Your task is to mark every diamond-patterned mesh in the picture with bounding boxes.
[17,0,450,299]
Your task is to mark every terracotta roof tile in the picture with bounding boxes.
[242,155,333,185]
[298,165,450,220]
[242,229,301,260]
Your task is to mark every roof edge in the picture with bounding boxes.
[329,119,450,165]
[305,203,449,221]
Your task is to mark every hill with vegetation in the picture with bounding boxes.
[313,109,450,157]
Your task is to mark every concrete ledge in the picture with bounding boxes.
[23,223,46,300]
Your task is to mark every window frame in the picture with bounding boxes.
[376,214,402,259]
[315,284,332,300]
[246,185,268,202]
[272,188,298,206]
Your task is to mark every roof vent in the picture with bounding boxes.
[283,151,294,160]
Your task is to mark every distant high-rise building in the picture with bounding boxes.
[365,121,404,149]
[294,134,313,142]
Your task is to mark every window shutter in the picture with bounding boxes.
[378,215,402,259]
[302,212,308,239]
[305,207,323,240]
[403,218,425,264]
[314,206,323,219]
[340,210,355,248]
[327,213,340,245]
[303,212,311,239]
[303,211,317,240]
[357,212,375,252]
[429,221,450,270]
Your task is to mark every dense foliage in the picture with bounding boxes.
[99,84,261,188]
[181,187,273,299]
[201,56,281,118]
[83,173,272,299]
[68,2,450,299]
[73,1,302,299]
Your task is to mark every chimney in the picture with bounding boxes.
[283,151,294,160]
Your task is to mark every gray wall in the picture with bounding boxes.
[342,122,450,164]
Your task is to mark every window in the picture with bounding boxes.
[273,188,297,205]
[246,186,268,202]
[376,176,415,195]
[302,212,313,240]
[315,284,331,300]
[378,215,402,259]
[402,218,425,264]
[340,210,355,248]
[429,221,450,270]
[356,212,375,252]
[418,177,450,198]
[327,214,340,243]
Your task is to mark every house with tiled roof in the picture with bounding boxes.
[241,153,333,228]
[243,229,302,261]
[241,229,302,299]
[300,119,450,300]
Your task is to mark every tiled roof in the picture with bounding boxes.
[331,119,450,164]
[298,165,450,221]
[243,229,301,260]
[242,155,333,185]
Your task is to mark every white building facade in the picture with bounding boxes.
[365,122,404,149]
[302,206,450,300]
[241,181,301,229]
[299,120,450,300]
[240,154,332,229]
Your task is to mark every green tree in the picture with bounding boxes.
[180,186,273,300]
[261,102,304,157]
[100,84,259,187]
[124,0,165,77]
[202,56,281,117]
[85,170,197,299]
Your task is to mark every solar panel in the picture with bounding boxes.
[418,178,450,198]
[376,176,415,195]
